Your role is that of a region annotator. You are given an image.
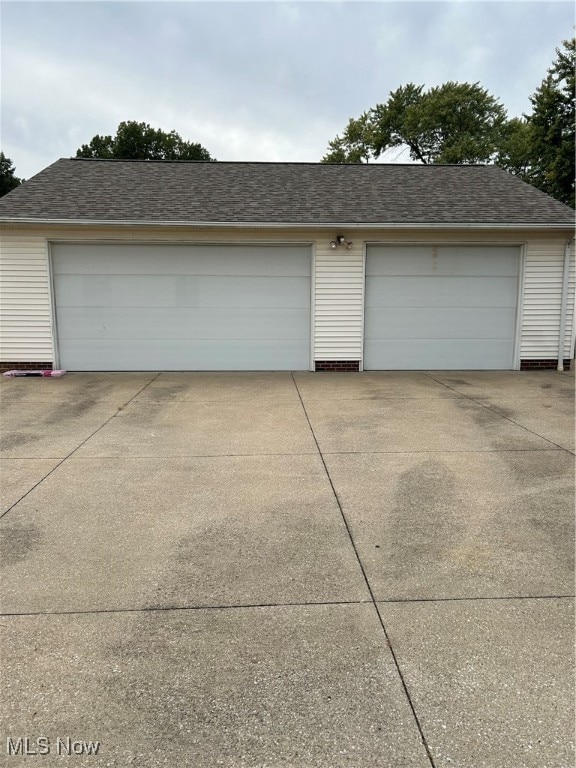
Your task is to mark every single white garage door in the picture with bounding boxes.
[52,244,311,370]
[364,245,520,370]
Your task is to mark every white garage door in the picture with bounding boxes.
[52,244,311,371]
[364,245,520,370]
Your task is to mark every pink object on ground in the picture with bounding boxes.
[2,370,67,377]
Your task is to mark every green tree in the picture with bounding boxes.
[494,117,534,179]
[0,152,23,196]
[322,82,509,165]
[76,121,215,161]
[525,38,575,208]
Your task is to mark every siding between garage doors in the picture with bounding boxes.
[51,243,312,371]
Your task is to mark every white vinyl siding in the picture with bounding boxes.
[0,226,573,367]
[0,232,53,362]
[313,240,364,361]
[520,240,575,360]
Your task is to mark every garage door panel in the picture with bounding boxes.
[365,307,517,340]
[56,275,310,309]
[365,246,520,370]
[365,339,515,370]
[53,245,310,276]
[194,277,309,308]
[55,275,180,308]
[57,307,310,341]
[367,246,519,276]
[57,339,308,371]
[52,245,311,371]
[366,276,518,308]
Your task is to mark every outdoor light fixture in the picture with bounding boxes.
[330,235,353,250]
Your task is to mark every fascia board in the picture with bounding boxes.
[0,218,574,230]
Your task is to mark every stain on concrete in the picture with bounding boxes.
[43,399,97,425]
[357,388,391,400]
[0,432,38,452]
[99,617,200,758]
[385,458,464,575]
[169,511,322,599]
[82,379,111,391]
[486,404,517,420]
[0,385,26,404]
[454,399,513,426]
[114,402,164,427]
[501,452,574,485]
[145,382,192,401]
[527,513,575,572]
[98,605,392,766]
[0,522,43,567]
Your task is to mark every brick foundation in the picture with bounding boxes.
[3,359,570,373]
[520,359,571,371]
[0,362,53,373]
[315,360,360,372]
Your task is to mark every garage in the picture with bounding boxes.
[1,160,574,372]
[364,245,521,370]
[51,243,311,371]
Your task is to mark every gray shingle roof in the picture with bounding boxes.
[0,158,574,226]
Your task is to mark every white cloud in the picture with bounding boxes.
[1,1,573,177]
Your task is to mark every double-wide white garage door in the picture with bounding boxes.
[364,245,520,370]
[52,244,311,371]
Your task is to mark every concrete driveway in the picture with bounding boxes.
[0,370,574,767]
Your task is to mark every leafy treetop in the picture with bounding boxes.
[524,38,575,207]
[76,121,215,162]
[322,82,509,165]
[0,152,23,197]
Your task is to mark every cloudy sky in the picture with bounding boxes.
[1,0,573,179]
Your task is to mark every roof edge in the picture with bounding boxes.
[63,158,493,168]
[0,217,574,230]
